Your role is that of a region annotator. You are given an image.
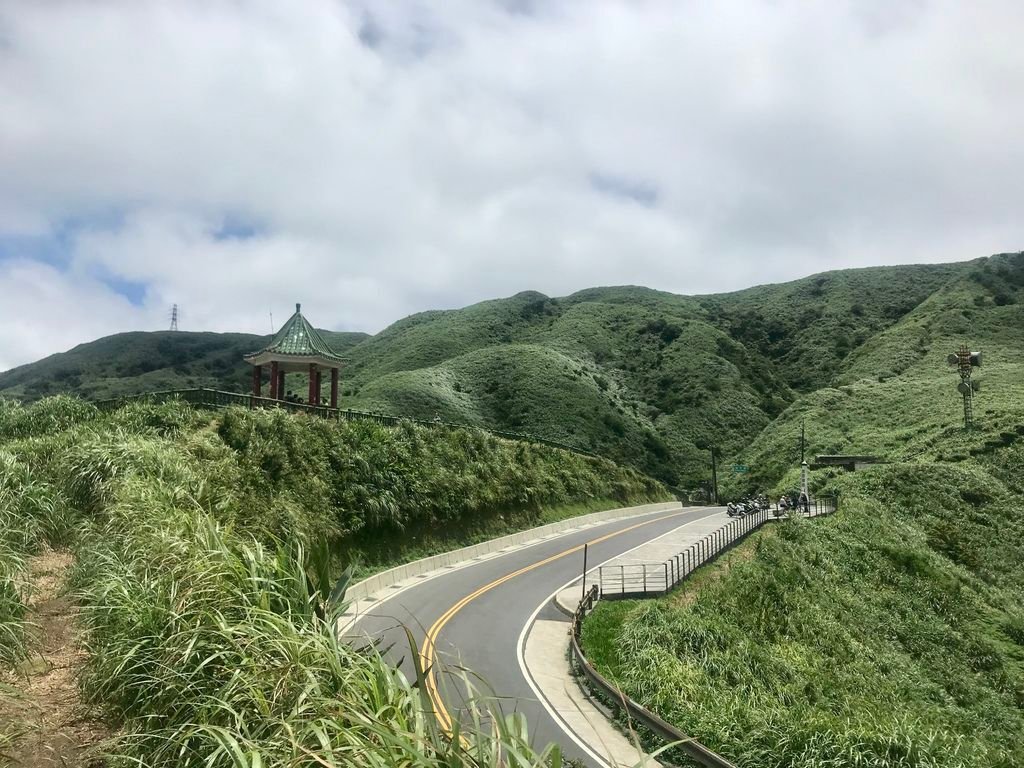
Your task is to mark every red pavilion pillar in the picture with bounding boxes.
[252,365,262,397]
[308,363,318,405]
[278,370,285,401]
[269,361,279,400]
[330,367,339,408]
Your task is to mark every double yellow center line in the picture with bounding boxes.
[418,507,694,734]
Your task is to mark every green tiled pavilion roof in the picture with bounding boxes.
[246,303,345,363]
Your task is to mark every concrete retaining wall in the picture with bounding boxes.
[346,500,683,601]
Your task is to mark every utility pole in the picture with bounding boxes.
[710,447,719,504]
[799,419,809,514]
[800,460,810,513]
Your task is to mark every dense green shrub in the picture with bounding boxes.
[0,394,98,440]
[213,406,666,569]
[35,418,559,765]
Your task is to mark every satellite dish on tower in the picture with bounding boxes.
[949,345,982,429]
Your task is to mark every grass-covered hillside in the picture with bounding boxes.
[341,262,975,488]
[698,261,965,393]
[0,330,368,403]
[2,253,1021,767]
[583,454,1024,767]
[4,255,1002,491]
[0,395,665,766]
[576,255,1024,768]
[724,252,1024,498]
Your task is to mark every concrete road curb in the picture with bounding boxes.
[345,500,682,601]
[522,619,660,767]
[338,500,683,634]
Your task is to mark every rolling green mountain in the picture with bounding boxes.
[580,254,1024,767]
[724,252,1024,498]
[0,330,368,402]
[3,253,1020,490]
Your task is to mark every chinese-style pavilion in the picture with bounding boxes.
[244,303,346,407]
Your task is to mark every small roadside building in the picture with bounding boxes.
[244,303,346,407]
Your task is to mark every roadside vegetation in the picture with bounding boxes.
[0,395,663,766]
[580,255,1024,767]
[583,457,1024,767]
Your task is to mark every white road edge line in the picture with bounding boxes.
[515,508,725,768]
[342,503,686,634]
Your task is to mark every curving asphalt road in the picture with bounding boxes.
[349,504,723,767]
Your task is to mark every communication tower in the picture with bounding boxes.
[947,346,982,428]
[170,304,180,331]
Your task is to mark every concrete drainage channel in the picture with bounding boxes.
[566,498,840,768]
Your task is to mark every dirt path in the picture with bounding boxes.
[1,550,104,767]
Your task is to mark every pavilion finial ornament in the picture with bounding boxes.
[296,303,301,313]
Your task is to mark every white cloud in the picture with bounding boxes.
[1,0,1023,370]
[0,259,149,372]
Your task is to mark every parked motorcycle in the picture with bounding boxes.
[727,496,766,517]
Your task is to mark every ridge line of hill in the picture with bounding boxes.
[3,252,1022,494]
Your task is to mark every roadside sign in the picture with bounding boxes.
[733,465,748,473]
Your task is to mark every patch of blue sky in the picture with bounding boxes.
[0,211,127,268]
[0,231,71,268]
[589,172,659,208]
[88,264,147,306]
[213,213,265,241]
[0,214,147,306]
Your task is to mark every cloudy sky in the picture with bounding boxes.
[1,1,1022,371]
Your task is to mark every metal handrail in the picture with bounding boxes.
[570,584,738,768]
[597,497,838,597]
[574,495,839,765]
